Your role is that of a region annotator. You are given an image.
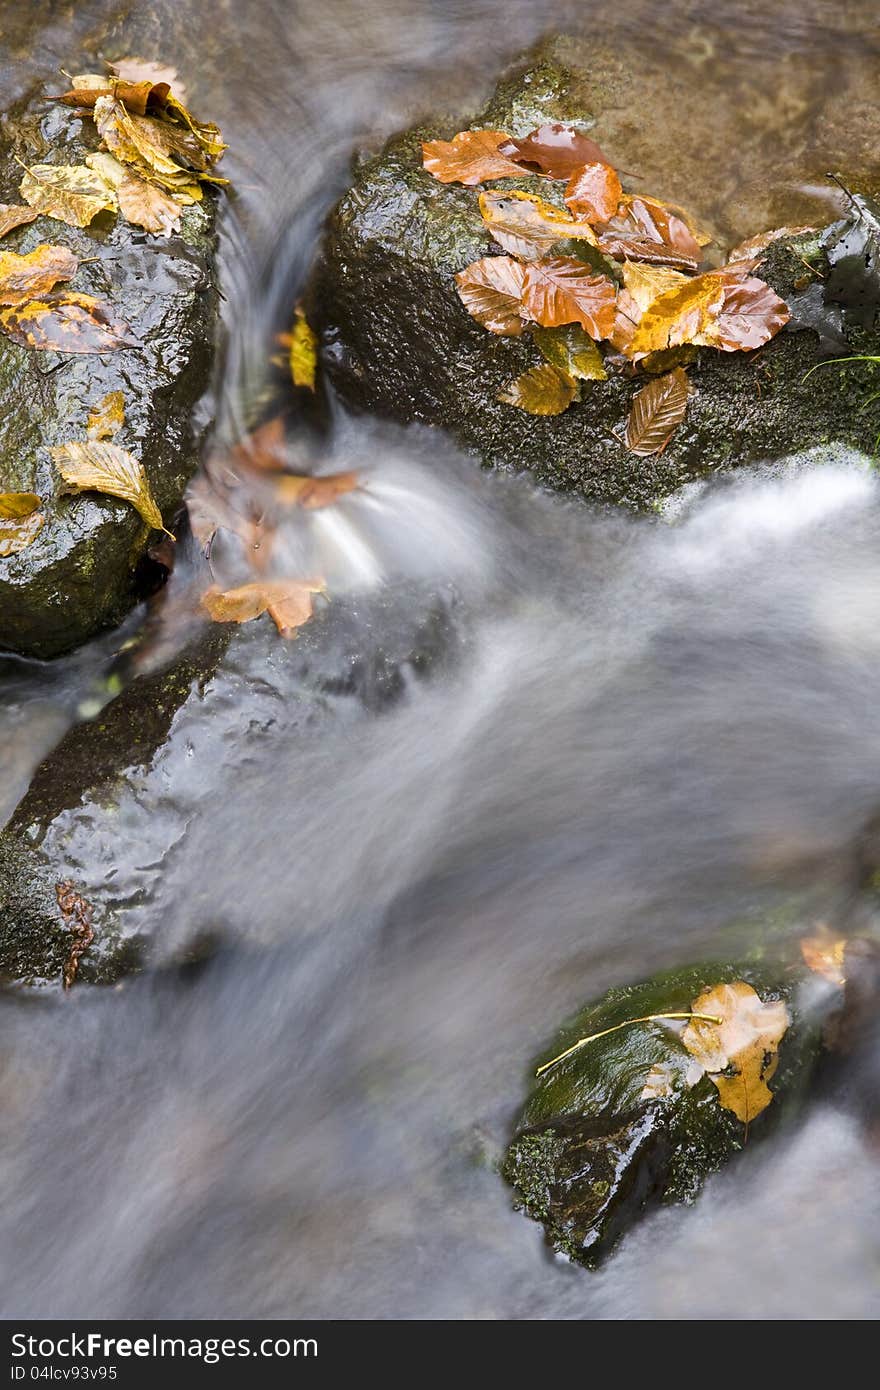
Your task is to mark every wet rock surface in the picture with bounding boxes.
[0,88,219,658]
[312,36,880,508]
[0,585,463,987]
[503,960,822,1266]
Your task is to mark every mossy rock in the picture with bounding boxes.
[311,36,880,509]
[0,88,220,657]
[503,959,822,1266]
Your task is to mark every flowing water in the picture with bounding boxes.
[2,0,880,1319]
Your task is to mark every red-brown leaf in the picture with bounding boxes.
[498,123,610,179]
[421,129,524,185]
[624,367,691,455]
[564,162,622,223]
[697,271,790,351]
[454,255,526,334]
[521,257,617,338]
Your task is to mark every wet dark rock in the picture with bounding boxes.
[312,36,880,509]
[503,960,822,1266]
[0,87,220,658]
[0,585,463,987]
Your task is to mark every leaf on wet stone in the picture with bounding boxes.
[521,257,617,338]
[0,243,78,305]
[19,162,118,228]
[597,194,703,270]
[627,274,724,356]
[289,306,318,389]
[0,290,132,353]
[93,96,222,189]
[608,260,692,352]
[531,323,607,380]
[86,153,184,234]
[682,981,790,1125]
[454,255,526,335]
[695,271,790,351]
[564,162,622,224]
[0,204,39,239]
[110,58,186,103]
[274,471,361,509]
[201,579,326,637]
[497,123,610,179]
[497,362,577,415]
[53,73,157,117]
[51,441,169,533]
[421,129,524,185]
[478,190,598,261]
[800,929,847,986]
[624,367,691,455]
[0,492,45,557]
[87,390,125,440]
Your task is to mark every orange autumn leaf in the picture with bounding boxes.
[454,255,526,335]
[624,367,691,455]
[695,270,790,351]
[201,579,326,638]
[479,189,598,260]
[608,260,691,352]
[0,204,39,239]
[800,930,847,987]
[53,74,158,117]
[274,470,361,509]
[498,123,610,179]
[421,129,523,186]
[229,417,289,474]
[110,58,186,103]
[0,243,78,306]
[0,290,132,353]
[564,161,622,224]
[682,981,790,1125]
[521,256,617,338]
[597,194,703,270]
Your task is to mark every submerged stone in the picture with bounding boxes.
[0,88,220,657]
[503,960,823,1266]
[311,36,880,509]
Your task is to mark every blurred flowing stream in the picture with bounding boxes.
[1,0,879,1319]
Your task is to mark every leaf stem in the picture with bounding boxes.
[535,1011,723,1077]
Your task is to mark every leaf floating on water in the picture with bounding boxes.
[0,204,39,239]
[800,929,847,986]
[289,306,318,389]
[498,362,577,415]
[0,290,132,354]
[201,578,326,638]
[498,123,610,179]
[454,255,526,335]
[0,492,44,557]
[275,470,360,509]
[521,256,616,338]
[87,390,125,440]
[479,190,598,260]
[564,162,622,224]
[624,367,690,455]
[422,128,524,186]
[0,243,78,305]
[531,323,607,380]
[682,981,790,1125]
[51,440,169,533]
[19,163,117,228]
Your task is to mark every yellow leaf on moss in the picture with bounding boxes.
[51,440,168,534]
[289,307,318,390]
[532,323,607,380]
[498,362,577,415]
[682,981,790,1124]
[87,391,125,440]
[19,163,117,228]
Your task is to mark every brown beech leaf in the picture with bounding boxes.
[110,58,186,103]
[597,232,700,271]
[597,193,703,270]
[626,275,724,356]
[0,243,78,306]
[454,255,526,335]
[421,129,524,185]
[19,163,117,228]
[54,73,157,117]
[274,471,361,509]
[695,271,790,351]
[0,204,39,239]
[51,440,168,533]
[478,189,598,260]
[624,367,690,455]
[202,579,326,638]
[521,256,617,338]
[0,492,44,557]
[497,362,577,415]
[498,123,609,179]
[87,390,125,440]
[726,225,816,263]
[531,323,606,380]
[608,260,691,352]
[0,290,132,353]
[564,162,622,223]
[800,929,847,987]
[624,194,702,259]
[682,981,790,1125]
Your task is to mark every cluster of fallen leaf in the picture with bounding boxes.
[423,122,792,454]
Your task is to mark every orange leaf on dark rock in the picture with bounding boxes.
[624,367,691,455]
[454,255,526,334]
[421,129,523,186]
[479,189,598,260]
[521,257,617,338]
[0,243,78,306]
[626,274,724,356]
[564,162,622,223]
[697,271,790,351]
[0,204,40,239]
[498,123,609,179]
[0,290,132,353]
